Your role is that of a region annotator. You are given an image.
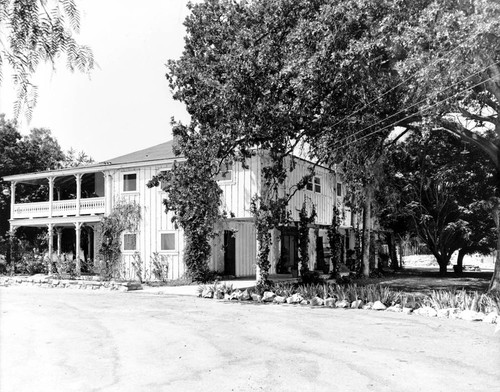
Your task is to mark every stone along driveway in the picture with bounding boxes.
[0,286,499,392]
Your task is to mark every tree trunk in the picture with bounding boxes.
[436,254,449,275]
[455,248,466,275]
[488,199,500,293]
[387,232,399,270]
[397,238,404,269]
[362,187,373,277]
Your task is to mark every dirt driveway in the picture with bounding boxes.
[1,287,499,392]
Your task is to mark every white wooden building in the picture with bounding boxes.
[3,141,357,279]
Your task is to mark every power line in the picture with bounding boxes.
[325,34,476,133]
[328,59,500,151]
[329,74,497,155]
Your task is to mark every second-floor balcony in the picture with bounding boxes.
[12,197,105,219]
[6,170,108,221]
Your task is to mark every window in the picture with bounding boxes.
[215,163,233,182]
[307,176,321,193]
[160,232,176,251]
[123,173,137,192]
[337,182,342,197]
[314,177,321,193]
[123,233,137,251]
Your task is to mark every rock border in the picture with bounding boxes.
[0,275,143,292]
[200,289,499,325]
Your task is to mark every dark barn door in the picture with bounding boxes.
[224,230,236,276]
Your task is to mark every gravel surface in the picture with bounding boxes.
[1,286,499,392]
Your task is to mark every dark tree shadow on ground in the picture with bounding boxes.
[356,268,492,293]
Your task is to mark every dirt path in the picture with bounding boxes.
[1,286,499,392]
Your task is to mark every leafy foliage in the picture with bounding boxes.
[297,200,316,276]
[97,200,141,280]
[327,205,342,276]
[383,131,497,273]
[147,124,225,282]
[0,0,94,119]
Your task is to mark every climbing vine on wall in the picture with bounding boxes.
[327,205,342,276]
[298,200,316,276]
[97,199,141,279]
[147,123,226,282]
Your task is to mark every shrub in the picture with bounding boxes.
[151,252,169,282]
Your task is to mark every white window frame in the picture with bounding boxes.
[122,232,138,252]
[306,176,322,194]
[337,182,342,197]
[122,172,138,193]
[158,231,177,253]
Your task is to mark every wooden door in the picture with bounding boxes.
[224,230,236,276]
[280,232,298,273]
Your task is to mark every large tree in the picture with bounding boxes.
[0,115,93,240]
[0,0,94,118]
[391,0,500,291]
[168,0,414,279]
[169,0,499,287]
[383,131,496,274]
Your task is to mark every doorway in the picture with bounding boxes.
[279,229,298,274]
[223,230,236,276]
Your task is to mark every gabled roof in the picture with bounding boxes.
[102,140,176,165]
[2,140,178,182]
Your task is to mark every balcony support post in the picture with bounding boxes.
[75,174,82,217]
[47,223,53,274]
[48,177,54,218]
[10,181,16,219]
[74,222,82,275]
[56,228,62,256]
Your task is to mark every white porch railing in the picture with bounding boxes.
[12,197,105,219]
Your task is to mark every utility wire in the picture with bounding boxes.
[324,34,476,133]
[328,59,500,151]
[329,74,497,154]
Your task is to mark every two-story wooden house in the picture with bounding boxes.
[3,140,357,280]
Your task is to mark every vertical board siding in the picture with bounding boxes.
[104,153,351,281]
[219,156,260,219]
[211,220,256,277]
[109,165,184,280]
[284,158,335,226]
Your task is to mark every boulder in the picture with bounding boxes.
[437,309,451,318]
[214,290,225,300]
[201,287,213,298]
[300,300,309,305]
[402,307,413,315]
[335,300,349,308]
[274,295,286,304]
[230,290,242,300]
[240,289,251,301]
[262,291,276,302]
[251,293,262,302]
[459,310,485,322]
[414,306,437,317]
[351,300,363,309]
[483,312,498,324]
[362,302,374,310]
[386,304,402,313]
[324,298,335,307]
[289,293,304,304]
[372,301,387,311]
[311,297,324,306]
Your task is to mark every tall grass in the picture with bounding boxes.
[198,280,500,313]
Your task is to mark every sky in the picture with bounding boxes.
[0,0,194,162]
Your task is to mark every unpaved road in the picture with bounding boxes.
[1,287,499,392]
